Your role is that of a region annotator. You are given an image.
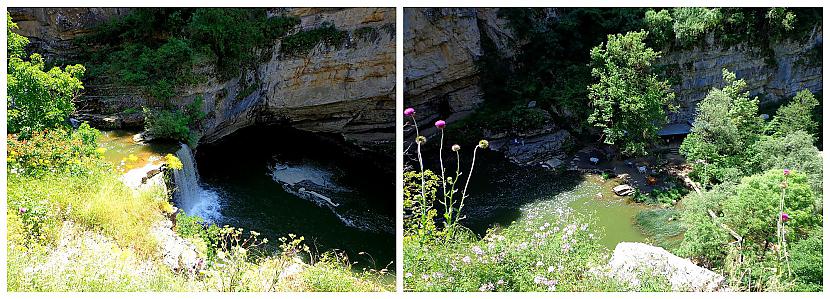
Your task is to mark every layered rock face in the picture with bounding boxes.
[660,29,823,124]
[9,8,396,153]
[403,8,518,126]
[8,8,131,62]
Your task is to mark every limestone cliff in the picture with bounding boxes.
[403,8,519,126]
[9,8,396,153]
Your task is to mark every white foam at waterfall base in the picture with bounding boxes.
[173,144,223,222]
[270,162,339,188]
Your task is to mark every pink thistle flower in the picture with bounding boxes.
[18,207,27,214]
[781,213,790,222]
[404,107,415,116]
[783,169,791,176]
[435,119,446,129]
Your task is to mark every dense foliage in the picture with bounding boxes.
[143,96,206,144]
[680,69,764,186]
[678,170,822,291]
[770,89,820,137]
[587,30,675,156]
[7,16,85,137]
[80,8,300,98]
[676,67,823,291]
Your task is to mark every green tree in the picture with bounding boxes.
[587,30,675,156]
[770,89,819,137]
[680,69,763,186]
[644,9,674,46]
[7,16,85,136]
[677,184,733,267]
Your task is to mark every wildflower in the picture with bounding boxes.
[472,246,484,255]
[783,169,791,176]
[547,266,555,273]
[536,261,544,267]
[781,213,790,222]
[435,119,446,129]
[416,135,427,145]
[497,279,505,285]
[478,139,489,149]
[422,274,430,280]
[534,276,546,284]
[432,272,444,279]
[452,144,461,152]
[462,256,472,264]
[479,283,495,292]
[562,243,572,253]
[404,107,415,116]
[405,272,412,278]
[18,207,27,214]
[545,279,558,291]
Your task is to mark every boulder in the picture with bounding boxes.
[612,184,634,196]
[150,219,203,275]
[609,242,729,292]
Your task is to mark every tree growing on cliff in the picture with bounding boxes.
[7,16,85,136]
[680,69,763,186]
[587,30,675,156]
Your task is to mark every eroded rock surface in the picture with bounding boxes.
[609,242,729,292]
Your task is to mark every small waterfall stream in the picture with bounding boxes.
[173,144,223,222]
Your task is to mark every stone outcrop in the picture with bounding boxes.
[488,128,573,168]
[608,242,729,292]
[9,8,395,153]
[8,8,131,62]
[403,8,521,126]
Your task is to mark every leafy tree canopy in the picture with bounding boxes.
[587,30,675,156]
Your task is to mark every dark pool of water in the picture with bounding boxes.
[195,126,395,269]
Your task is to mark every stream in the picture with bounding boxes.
[99,128,394,270]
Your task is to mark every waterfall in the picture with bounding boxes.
[173,144,222,222]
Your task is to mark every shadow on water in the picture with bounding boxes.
[194,125,394,269]
[417,148,648,248]
[417,149,585,237]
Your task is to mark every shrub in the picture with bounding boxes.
[680,69,763,186]
[144,108,192,143]
[750,131,822,192]
[7,123,103,177]
[644,9,674,46]
[671,8,722,46]
[281,23,347,56]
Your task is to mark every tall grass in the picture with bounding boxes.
[8,167,167,256]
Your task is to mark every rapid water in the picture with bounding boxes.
[172,144,223,222]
